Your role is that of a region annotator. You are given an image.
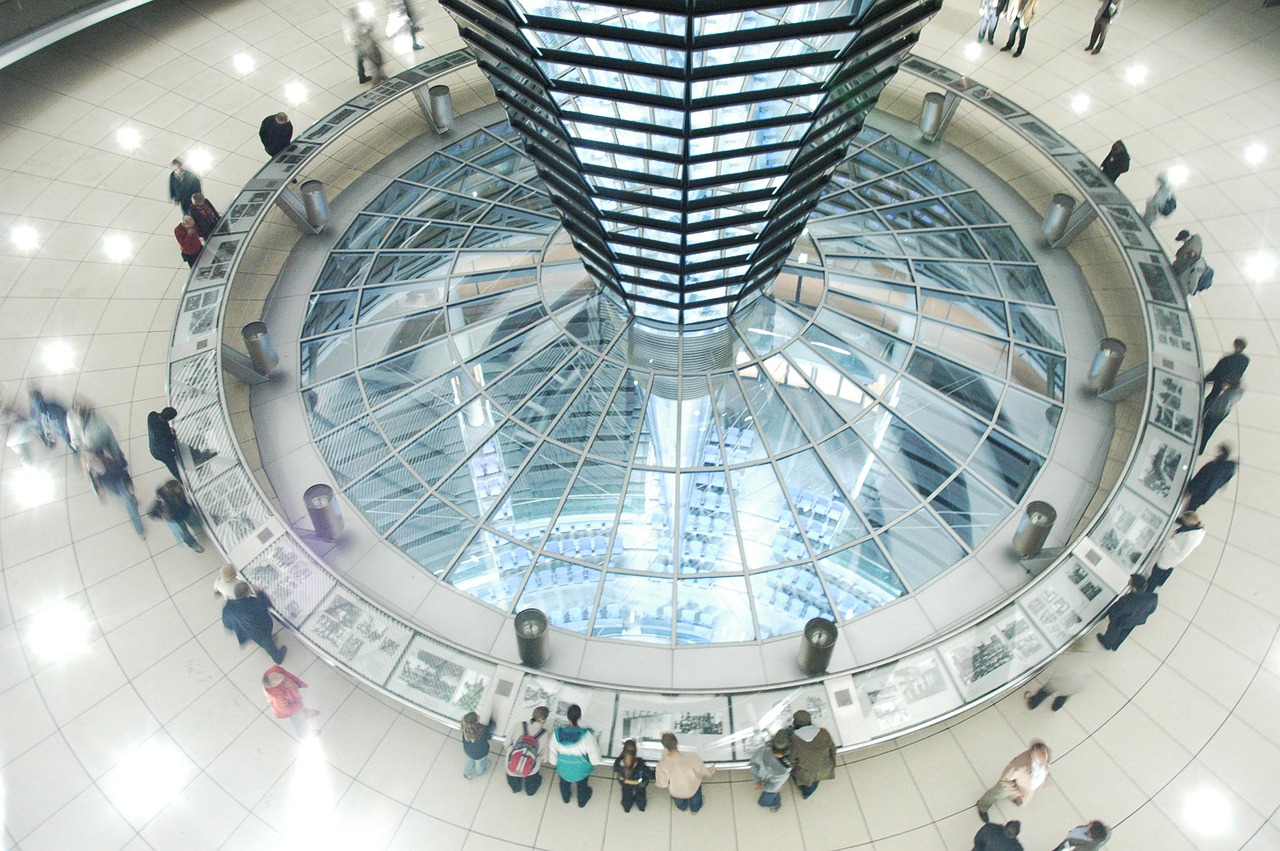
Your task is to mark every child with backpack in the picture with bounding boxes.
[461,711,494,779]
[505,705,550,794]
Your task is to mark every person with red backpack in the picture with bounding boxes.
[505,705,550,795]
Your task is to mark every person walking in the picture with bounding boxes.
[398,0,425,49]
[977,0,1002,44]
[262,665,319,737]
[999,0,1038,57]
[67,401,121,460]
[1200,377,1243,452]
[168,158,203,215]
[505,705,549,795]
[1096,574,1158,650]
[1148,511,1205,589]
[460,712,494,779]
[221,581,287,663]
[1141,171,1176,225]
[189,193,220,240]
[29,388,71,449]
[1051,820,1110,850]
[1024,649,1094,712]
[749,731,793,812]
[148,406,181,479]
[1085,0,1122,54]
[973,819,1024,850]
[547,704,600,807]
[147,479,205,552]
[1099,141,1130,183]
[976,740,1051,822]
[786,709,836,799]
[1171,229,1203,278]
[1184,444,1237,511]
[85,448,145,537]
[1205,338,1249,404]
[612,739,653,813]
[655,731,716,813]
[175,216,203,268]
[259,112,294,157]
[347,8,386,84]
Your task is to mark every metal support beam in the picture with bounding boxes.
[1097,363,1149,403]
[1049,203,1099,248]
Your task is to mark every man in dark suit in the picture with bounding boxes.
[1185,445,1237,511]
[1204,337,1249,404]
[973,819,1023,850]
[1097,574,1158,650]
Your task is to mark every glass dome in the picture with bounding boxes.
[300,119,1065,645]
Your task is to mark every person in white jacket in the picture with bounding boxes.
[1148,511,1205,589]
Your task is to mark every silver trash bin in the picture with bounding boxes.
[300,180,329,230]
[429,85,454,133]
[1042,193,1076,243]
[919,92,945,137]
[514,608,550,667]
[241,321,278,376]
[1012,501,1057,557]
[1087,338,1127,392]
[798,617,838,676]
[304,483,344,540]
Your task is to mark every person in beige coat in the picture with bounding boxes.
[655,732,716,813]
[999,0,1039,56]
[976,740,1051,821]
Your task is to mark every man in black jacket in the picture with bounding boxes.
[1097,574,1158,650]
[168,158,202,215]
[259,112,294,158]
[1204,337,1249,404]
[973,819,1023,851]
[221,582,287,663]
[148,407,180,479]
[1185,444,1237,511]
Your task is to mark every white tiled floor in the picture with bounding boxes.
[1,0,1279,848]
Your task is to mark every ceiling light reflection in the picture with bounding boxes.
[112,740,190,819]
[233,52,255,74]
[1071,93,1091,114]
[40,340,76,372]
[27,600,90,660]
[1244,251,1277,283]
[1166,164,1190,186]
[102,233,133,261]
[184,147,213,175]
[11,224,38,251]
[1125,64,1148,86]
[116,127,142,151]
[285,81,308,105]
[964,42,981,60]
[1183,787,1232,837]
[1245,143,1266,165]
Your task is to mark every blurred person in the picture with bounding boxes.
[1099,140,1130,183]
[259,112,294,157]
[655,731,716,813]
[999,0,1038,57]
[976,0,1003,44]
[262,665,319,737]
[189,193,220,240]
[222,580,287,663]
[67,401,121,459]
[168,158,203,215]
[2,404,39,465]
[85,447,144,537]
[1096,574,1158,651]
[398,0,425,50]
[749,731,792,812]
[1085,0,1122,54]
[148,406,181,479]
[460,711,494,779]
[1171,229,1203,278]
[612,738,653,813]
[1141,171,1176,225]
[547,704,601,807]
[505,705,549,795]
[29,387,71,449]
[1024,647,1095,712]
[973,819,1023,851]
[174,215,203,267]
[214,563,256,599]
[347,8,386,84]
[1200,377,1243,453]
[147,479,205,552]
[1148,511,1205,589]
[1051,820,1110,850]
[787,709,836,799]
[1204,338,1249,404]
[1184,444,1237,511]
[976,740,1051,821]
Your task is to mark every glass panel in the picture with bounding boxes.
[933,473,1011,549]
[817,541,905,619]
[517,559,601,634]
[969,429,1043,500]
[853,407,957,500]
[675,577,754,643]
[316,254,372,291]
[905,349,1000,420]
[752,566,835,639]
[1009,303,1065,353]
[304,373,366,434]
[612,469,676,573]
[996,386,1060,455]
[679,470,744,573]
[387,496,475,577]
[817,430,916,531]
[726,462,793,570]
[594,574,672,642]
[878,509,967,588]
[1011,344,1066,401]
[884,376,985,462]
[315,414,387,485]
[300,332,355,386]
[372,368,477,447]
[774,448,865,553]
[446,530,531,607]
[345,457,423,532]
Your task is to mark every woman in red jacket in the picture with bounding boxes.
[263,666,320,738]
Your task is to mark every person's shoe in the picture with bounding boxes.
[578,788,592,808]
[413,42,425,50]
[192,544,205,553]
[277,646,288,663]
[1051,695,1070,711]
[359,75,372,83]
[999,44,1012,51]
[770,804,781,812]
[977,806,990,823]
[1096,634,1109,650]
[1012,50,1022,57]
[1091,48,1101,55]
[1085,44,1094,50]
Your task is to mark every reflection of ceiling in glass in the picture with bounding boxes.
[301,120,1065,645]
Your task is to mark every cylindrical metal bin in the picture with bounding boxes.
[1012,501,1057,557]
[304,483,344,540]
[1042,193,1076,243]
[241,321,278,375]
[798,617,838,676]
[919,92,945,137]
[514,608,550,668]
[300,180,329,230]
[1087,338,1127,392]
[429,85,454,133]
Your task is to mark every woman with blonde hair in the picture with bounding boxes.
[460,711,494,779]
